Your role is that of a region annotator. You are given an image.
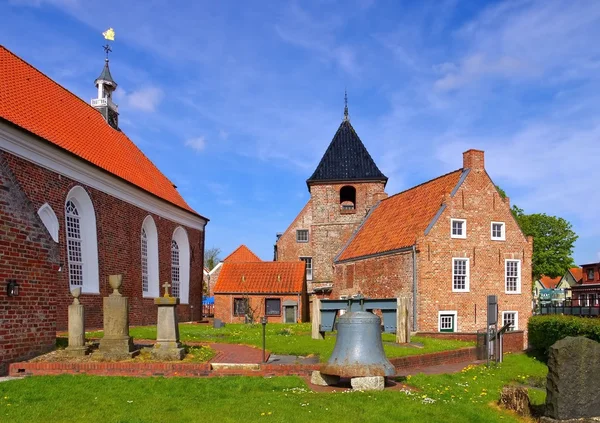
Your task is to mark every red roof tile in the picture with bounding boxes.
[539,275,562,289]
[223,245,262,263]
[0,46,201,217]
[213,262,306,294]
[569,267,583,282]
[338,170,464,261]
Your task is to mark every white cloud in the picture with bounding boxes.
[184,137,206,152]
[123,86,164,112]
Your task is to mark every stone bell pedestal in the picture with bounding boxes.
[66,287,87,357]
[96,275,136,360]
[151,293,184,361]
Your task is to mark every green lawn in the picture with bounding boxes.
[0,354,547,423]
[85,323,473,362]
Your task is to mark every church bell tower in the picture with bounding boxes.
[91,41,119,130]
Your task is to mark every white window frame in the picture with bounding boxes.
[141,216,160,298]
[502,311,518,331]
[37,203,59,243]
[65,186,99,294]
[300,256,313,281]
[172,227,190,304]
[452,257,470,292]
[491,221,506,241]
[505,259,522,294]
[438,311,458,332]
[450,218,466,239]
[296,229,309,243]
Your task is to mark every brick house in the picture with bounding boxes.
[275,109,388,297]
[0,156,60,374]
[571,262,600,306]
[0,46,208,334]
[276,107,532,345]
[213,258,308,324]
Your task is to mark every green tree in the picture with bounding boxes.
[511,205,578,281]
[204,247,221,271]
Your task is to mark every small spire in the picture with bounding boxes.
[343,89,349,121]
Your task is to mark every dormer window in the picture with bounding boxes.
[340,186,356,211]
[451,218,466,239]
[587,268,595,281]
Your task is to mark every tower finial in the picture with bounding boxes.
[343,89,349,121]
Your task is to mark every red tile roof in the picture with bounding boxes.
[569,267,583,282]
[213,262,306,294]
[337,170,464,261]
[0,46,201,217]
[223,245,262,263]
[539,275,562,289]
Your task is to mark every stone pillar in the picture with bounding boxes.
[311,297,324,340]
[152,283,184,360]
[66,287,87,356]
[97,275,136,359]
[396,296,411,344]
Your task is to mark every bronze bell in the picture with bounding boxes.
[321,311,396,378]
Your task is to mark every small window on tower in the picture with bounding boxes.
[340,186,356,211]
[296,229,309,243]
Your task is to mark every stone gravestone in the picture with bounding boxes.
[151,282,185,360]
[545,336,600,421]
[66,287,87,356]
[97,274,136,359]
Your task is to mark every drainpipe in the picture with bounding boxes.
[412,245,418,332]
[297,293,301,323]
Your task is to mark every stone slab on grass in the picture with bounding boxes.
[351,376,385,391]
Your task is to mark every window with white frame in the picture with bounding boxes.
[438,311,457,332]
[64,186,99,294]
[452,258,470,292]
[296,229,309,243]
[66,200,83,288]
[141,228,149,293]
[300,257,313,281]
[502,311,518,331]
[491,222,505,241]
[141,216,159,297]
[505,259,521,293]
[451,218,466,239]
[171,240,180,298]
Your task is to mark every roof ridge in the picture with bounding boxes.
[223,244,262,262]
[382,168,463,202]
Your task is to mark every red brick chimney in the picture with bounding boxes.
[463,149,485,170]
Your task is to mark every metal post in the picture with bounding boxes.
[261,316,267,363]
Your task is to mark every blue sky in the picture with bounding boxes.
[1,0,599,264]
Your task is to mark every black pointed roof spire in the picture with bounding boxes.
[95,44,117,88]
[306,93,387,188]
[344,89,349,121]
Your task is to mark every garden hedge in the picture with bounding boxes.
[528,315,600,359]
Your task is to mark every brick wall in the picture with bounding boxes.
[276,182,386,291]
[2,151,205,330]
[214,293,307,323]
[0,155,60,375]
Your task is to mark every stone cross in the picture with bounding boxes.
[162,281,171,298]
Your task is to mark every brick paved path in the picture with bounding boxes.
[208,343,268,364]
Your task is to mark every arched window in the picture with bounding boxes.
[65,186,99,293]
[37,203,59,243]
[340,186,356,210]
[171,239,180,298]
[172,227,190,304]
[141,216,159,297]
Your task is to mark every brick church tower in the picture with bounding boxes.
[275,96,388,296]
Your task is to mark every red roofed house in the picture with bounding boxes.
[276,106,532,347]
[206,244,262,296]
[571,263,600,306]
[213,245,307,323]
[0,45,207,370]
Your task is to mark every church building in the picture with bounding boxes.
[0,45,207,371]
[276,100,532,346]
